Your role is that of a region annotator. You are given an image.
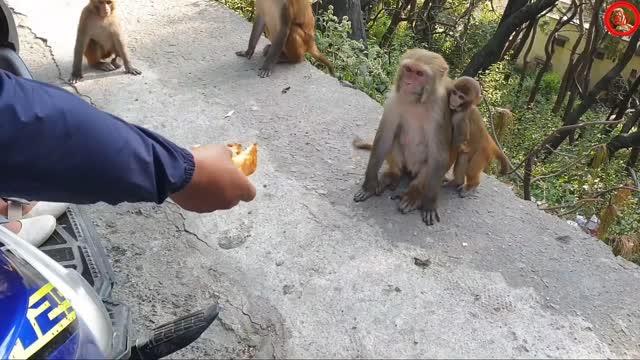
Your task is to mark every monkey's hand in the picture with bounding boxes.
[68,72,83,84]
[396,186,422,214]
[353,178,380,202]
[421,207,440,226]
[125,66,142,76]
[235,49,254,59]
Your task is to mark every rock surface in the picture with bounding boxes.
[9,0,640,357]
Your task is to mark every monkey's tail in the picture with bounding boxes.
[309,44,335,76]
[493,146,510,175]
[353,136,373,151]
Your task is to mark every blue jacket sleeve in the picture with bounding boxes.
[0,69,195,205]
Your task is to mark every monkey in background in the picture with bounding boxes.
[445,77,510,197]
[353,49,452,226]
[69,0,142,84]
[236,0,334,78]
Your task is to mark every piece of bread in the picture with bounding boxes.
[227,143,258,176]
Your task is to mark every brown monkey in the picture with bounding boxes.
[447,76,481,152]
[445,77,510,197]
[353,49,452,226]
[236,0,334,78]
[69,0,142,84]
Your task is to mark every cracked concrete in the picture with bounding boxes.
[9,0,640,358]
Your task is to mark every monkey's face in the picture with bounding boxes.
[400,63,432,97]
[92,0,113,17]
[449,87,468,111]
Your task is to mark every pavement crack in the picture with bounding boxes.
[224,298,269,332]
[164,202,213,249]
[302,203,323,225]
[15,21,97,106]
[177,212,214,249]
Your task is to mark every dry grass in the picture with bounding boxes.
[611,234,640,264]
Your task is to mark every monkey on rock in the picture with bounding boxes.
[353,49,453,226]
[236,0,334,78]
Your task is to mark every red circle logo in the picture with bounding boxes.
[605,1,640,37]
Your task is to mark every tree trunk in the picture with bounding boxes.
[572,0,605,94]
[509,21,536,62]
[501,25,526,60]
[542,29,640,157]
[527,0,578,105]
[622,108,640,133]
[315,0,367,43]
[462,0,558,77]
[627,147,640,169]
[606,130,640,160]
[553,3,585,113]
[579,21,604,93]
[414,0,447,45]
[523,156,534,201]
[498,0,529,28]
[518,18,539,90]
[602,76,640,135]
[380,0,413,47]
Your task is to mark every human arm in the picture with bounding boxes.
[0,69,255,211]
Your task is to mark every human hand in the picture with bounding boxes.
[170,144,256,213]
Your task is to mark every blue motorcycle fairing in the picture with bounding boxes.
[0,250,105,359]
[0,252,28,358]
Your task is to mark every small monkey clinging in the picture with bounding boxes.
[236,0,334,78]
[445,76,510,197]
[69,0,142,83]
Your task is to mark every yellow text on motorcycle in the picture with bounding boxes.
[9,282,77,359]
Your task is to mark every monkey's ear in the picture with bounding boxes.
[474,94,483,106]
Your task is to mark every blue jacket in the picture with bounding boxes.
[0,69,195,205]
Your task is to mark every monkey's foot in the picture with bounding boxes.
[397,188,423,214]
[96,61,117,72]
[421,208,440,226]
[68,73,83,84]
[111,57,123,70]
[458,185,478,198]
[235,50,254,59]
[258,67,273,78]
[354,189,374,202]
[125,66,142,76]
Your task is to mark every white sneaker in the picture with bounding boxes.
[22,202,69,220]
[14,215,57,247]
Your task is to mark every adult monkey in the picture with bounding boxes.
[353,49,452,226]
[235,0,334,78]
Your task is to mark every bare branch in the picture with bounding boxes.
[509,120,624,174]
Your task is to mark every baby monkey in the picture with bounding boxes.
[69,0,142,83]
[448,76,480,152]
[446,76,510,197]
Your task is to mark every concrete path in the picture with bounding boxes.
[9,0,640,358]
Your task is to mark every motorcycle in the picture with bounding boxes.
[0,2,219,358]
